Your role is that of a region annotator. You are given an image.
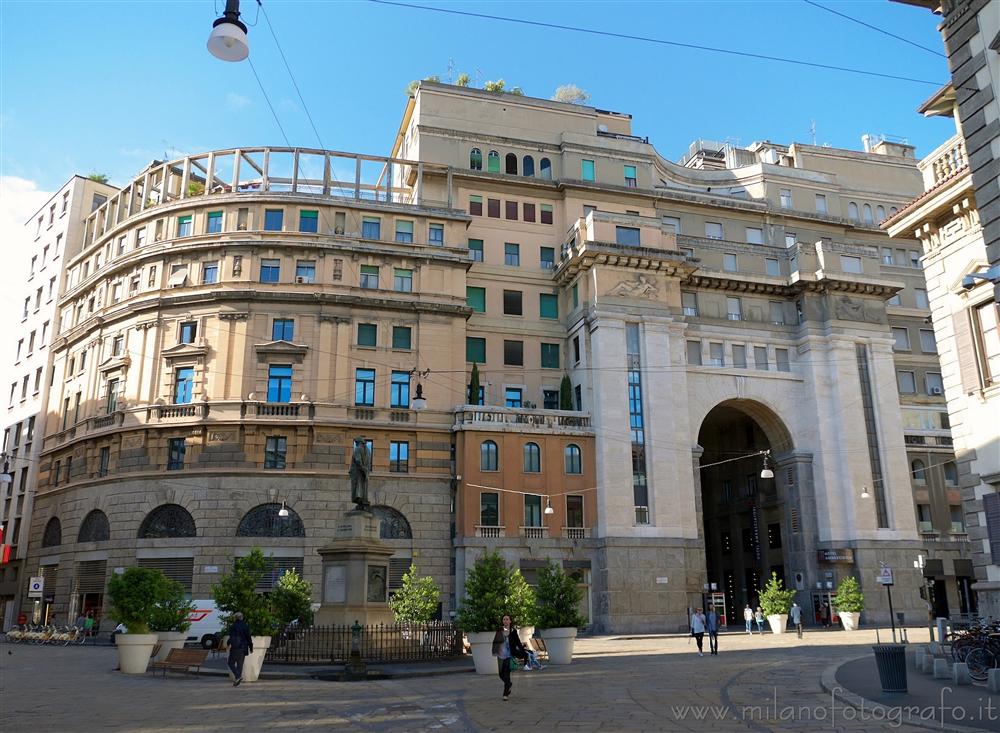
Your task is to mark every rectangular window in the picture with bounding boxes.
[428,223,444,245]
[705,222,724,240]
[468,239,484,262]
[505,387,524,408]
[573,336,581,364]
[111,335,124,356]
[910,250,921,268]
[897,370,916,394]
[357,323,377,347]
[263,209,283,231]
[915,288,930,309]
[271,318,294,341]
[392,326,412,350]
[919,328,937,353]
[354,368,376,406]
[775,348,790,372]
[504,242,520,266]
[754,346,769,370]
[540,204,553,225]
[179,321,197,344]
[726,297,742,321]
[202,262,219,284]
[581,159,595,181]
[523,203,536,222]
[841,255,863,274]
[732,344,747,368]
[779,189,792,209]
[260,258,280,283]
[524,494,542,527]
[765,258,781,276]
[815,194,827,214]
[681,291,698,317]
[207,210,223,233]
[745,227,763,245]
[267,364,292,403]
[295,261,316,283]
[504,340,524,366]
[469,195,483,216]
[574,384,582,411]
[389,441,409,472]
[480,492,499,527]
[390,371,411,408]
[662,216,681,234]
[298,209,318,233]
[686,340,702,366]
[487,198,501,218]
[265,436,287,469]
[723,253,738,272]
[892,327,910,351]
[467,286,486,313]
[925,371,944,395]
[174,367,194,404]
[503,290,523,316]
[395,220,414,243]
[572,283,579,308]
[785,233,797,248]
[770,301,785,325]
[543,390,559,410]
[360,265,379,289]
[167,438,186,470]
[881,247,894,265]
[362,217,381,239]
[177,215,193,237]
[394,268,413,292]
[615,226,641,246]
[887,293,901,306]
[541,343,560,369]
[466,337,486,364]
[540,246,555,269]
[105,378,120,413]
[708,342,724,367]
[624,164,637,187]
[539,293,559,319]
[505,201,518,220]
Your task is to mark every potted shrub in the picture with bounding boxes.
[833,576,864,631]
[212,549,278,682]
[456,551,537,674]
[759,572,795,634]
[107,567,173,673]
[270,568,315,634]
[390,564,440,626]
[148,578,195,662]
[536,561,584,664]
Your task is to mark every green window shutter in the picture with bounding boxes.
[361,265,379,275]
[357,323,377,347]
[466,337,486,363]
[539,293,559,319]
[581,160,595,181]
[396,221,413,234]
[467,286,486,313]
[624,165,637,178]
[392,326,412,350]
[178,215,192,224]
[300,210,317,219]
[541,343,560,369]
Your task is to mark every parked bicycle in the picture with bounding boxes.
[946,619,1000,681]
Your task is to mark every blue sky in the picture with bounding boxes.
[1,0,957,191]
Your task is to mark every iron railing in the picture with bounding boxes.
[264,622,464,664]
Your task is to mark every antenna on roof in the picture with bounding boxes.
[447,58,455,84]
[809,120,817,146]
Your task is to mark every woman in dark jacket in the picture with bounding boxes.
[491,614,528,700]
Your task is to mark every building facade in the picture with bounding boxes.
[1,176,116,628]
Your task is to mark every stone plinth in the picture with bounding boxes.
[315,510,396,626]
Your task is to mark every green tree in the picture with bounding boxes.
[389,564,441,624]
[211,548,277,636]
[456,73,471,87]
[187,181,205,197]
[552,84,590,104]
[559,375,573,411]
[87,173,109,184]
[270,568,314,628]
[833,576,865,613]
[107,567,175,634]
[148,577,195,633]
[536,561,584,629]
[456,551,537,632]
[468,363,481,405]
[482,79,523,95]
[758,572,795,617]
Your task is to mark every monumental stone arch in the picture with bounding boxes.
[694,397,818,626]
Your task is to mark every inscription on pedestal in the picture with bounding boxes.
[324,564,346,603]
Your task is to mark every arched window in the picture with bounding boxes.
[876,205,886,222]
[943,461,958,486]
[371,505,412,539]
[481,440,499,471]
[565,444,582,474]
[42,517,62,548]
[487,151,501,173]
[911,459,927,483]
[523,442,541,473]
[138,504,196,539]
[539,158,552,180]
[889,207,898,216]
[470,148,483,171]
[848,202,859,221]
[236,503,305,538]
[863,204,874,224]
[523,155,535,177]
[505,153,518,175]
[78,509,110,543]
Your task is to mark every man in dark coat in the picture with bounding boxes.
[227,612,254,686]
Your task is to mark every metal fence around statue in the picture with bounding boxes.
[264,622,464,664]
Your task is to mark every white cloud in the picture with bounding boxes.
[226,92,251,109]
[0,176,53,388]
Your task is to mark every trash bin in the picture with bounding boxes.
[872,644,908,693]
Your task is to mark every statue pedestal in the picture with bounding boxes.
[315,510,395,627]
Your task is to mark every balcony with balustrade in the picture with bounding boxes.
[453,405,593,436]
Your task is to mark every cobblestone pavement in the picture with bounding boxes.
[2,628,996,732]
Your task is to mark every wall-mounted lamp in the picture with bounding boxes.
[409,368,430,412]
[759,452,774,480]
[278,501,290,518]
[860,486,871,499]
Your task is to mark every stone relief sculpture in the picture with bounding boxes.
[834,295,883,324]
[608,275,659,299]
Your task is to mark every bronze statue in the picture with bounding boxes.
[349,438,372,511]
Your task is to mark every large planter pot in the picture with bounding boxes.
[153,631,187,662]
[240,636,272,682]
[116,633,159,674]
[840,611,861,631]
[468,631,497,675]
[766,614,788,635]
[517,626,535,645]
[541,627,577,664]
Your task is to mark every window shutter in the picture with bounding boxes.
[952,309,981,392]
[138,557,195,592]
[984,493,1000,562]
[75,560,108,593]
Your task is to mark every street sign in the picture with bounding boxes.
[877,567,894,586]
[28,576,44,598]
[655,577,669,585]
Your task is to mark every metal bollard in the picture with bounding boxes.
[934,658,950,679]
[953,663,971,685]
[914,649,925,671]
[921,653,934,674]
[936,618,948,645]
[988,668,1000,694]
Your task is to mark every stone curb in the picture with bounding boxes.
[820,653,989,733]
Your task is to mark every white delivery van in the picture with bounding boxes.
[187,600,224,649]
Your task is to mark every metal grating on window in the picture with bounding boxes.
[388,557,412,592]
[790,507,801,534]
[254,556,303,592]
[75,560,107,593]
[985,494,1000,562]
[39,564,59,593]
[138,557,195,592]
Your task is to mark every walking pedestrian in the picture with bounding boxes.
[690,607,707,657]
[790,602,803,639]
[743,604,754,634]
[706,606,720,655]
[754,606,765,634]
[83,610,95,637]
[492,614,528,700]
[821,601,832,628]
[227,612,254,686]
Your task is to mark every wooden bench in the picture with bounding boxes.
[149,648,209,677]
